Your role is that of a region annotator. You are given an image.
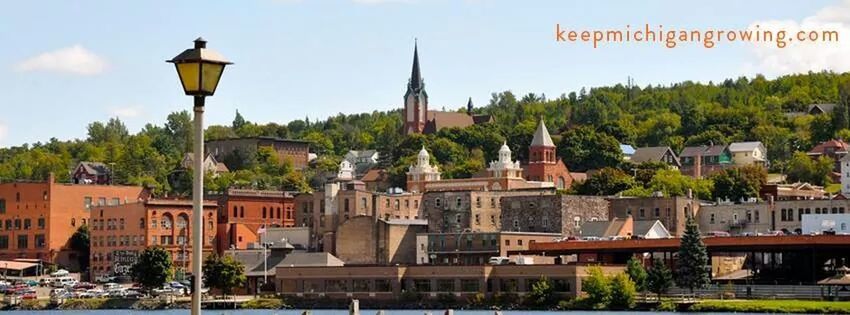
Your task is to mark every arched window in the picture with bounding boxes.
[161,214,173,229]
[557,177,566,189]
[232,206,238,218]
[277,208,281,219]
[262,207,267,218]
[176,214,188,229]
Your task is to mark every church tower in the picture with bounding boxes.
[529,119,556,165]
[403,41,428,135]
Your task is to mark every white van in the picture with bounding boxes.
[488,256,511,265]
[51,276,76,288]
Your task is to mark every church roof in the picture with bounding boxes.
[409,41,423,92]
[531,119,555,147]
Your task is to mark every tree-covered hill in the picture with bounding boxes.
[2,71,848,196]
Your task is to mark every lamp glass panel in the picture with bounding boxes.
[201,63,224,94]
[176,63,200,93]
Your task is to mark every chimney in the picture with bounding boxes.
[48,172,55,184]
[694,152,702,179]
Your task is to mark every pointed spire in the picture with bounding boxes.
[467,97,474,114]
[409,39,423,90]
[531,119,555,147]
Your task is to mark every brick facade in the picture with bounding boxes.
[607,196,699,237]
[214,189,295,253]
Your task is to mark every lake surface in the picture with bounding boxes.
[0,311,764,315]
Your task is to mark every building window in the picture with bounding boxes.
[0,199,5,214]
[476,197,481,208]
[0,236,8,249]
[435,198,442,207]
[38,218,45,229]
[755,210,760,223]
[574,216,581,228]
[654,208,660,217]
[98,197,106,206]
[456,197,462,208]
[17,235,27,249]
[84,197,92,209]
[639,209,645,218]
[16,192,20,202]
[710,213,715,224]
[240,206,245,217]
[232,206,238,218]
[262,207,267,218]
[455,214,462,223]
[475,214,480,225]
[395,200,400,210]
[405,200,410,209]
[512,219,519,230]
[505,239,511,246]
[70,218,75,227]
[110,198,120,206]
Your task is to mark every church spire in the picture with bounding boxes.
[409,39,423,91]
[467,97,474,115]
[531,118,555,147]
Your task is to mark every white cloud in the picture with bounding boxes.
[109,106,142,119]
[746,0,850,76]
[14,45,108,75]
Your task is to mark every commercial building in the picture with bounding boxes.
[89,199,217,280]
[334,216,427,265]
[0,174,147,269]
[802,214,850,234]
[213,189,296,252]
[607,196,699,237]
[421,189,556,234]
[205,136,311,170]
[578,216,671,239]
[698,198,850,235]
[500,194,609,236]
[415,231,561,265]
[275,264,624,299]
[760,183,825,201]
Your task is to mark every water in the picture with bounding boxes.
[0,311,759,315]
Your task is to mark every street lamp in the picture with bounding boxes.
[167,37,232,315]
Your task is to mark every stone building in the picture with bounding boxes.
[421,189,556,234]
[698,198,850,235]
[416,231,560,265]
[607,196,699,237]
[499,195,609,236]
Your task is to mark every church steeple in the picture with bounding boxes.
[467,97,474,115]
[409,39,424,92]
[403,39,428,135]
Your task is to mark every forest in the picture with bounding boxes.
[2,71,849,201]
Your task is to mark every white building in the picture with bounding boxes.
[802,214,850,234]
[841,154,850,196]
[728,141,767,166]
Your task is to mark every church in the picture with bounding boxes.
[403,42,493,135]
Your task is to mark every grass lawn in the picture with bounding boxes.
[691,299,850,314]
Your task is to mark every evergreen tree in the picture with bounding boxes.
[675,215,710,294]
[647,258,673,301]
[69,225,90,272]
[609,273,637,309]
[232,110,247,130]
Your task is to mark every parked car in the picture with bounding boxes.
[24,280,38,287]
[20,292,37,300]
[73,282,97,290]
[152,286,179,296]
[705,231,731,237]
[51,276,77,288]
[123,289,143,299]
[168,281,185,289]
[50,288,68,297]
[103,282,121,291]
[95,275,116,283]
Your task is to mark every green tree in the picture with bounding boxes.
[526,276,554,307]
[69,225,90,272]
[711,165,767,202]
[786,152,833,186]
[203,254,247,297]
[571,167,636,196]
[232,110,247,130]
[557,126,623,172]
[646,258,674,301]
[626,257,647,292]
[131,247,173,293]
[675,216,710,294]
[165,110,193,154]
[582,266,611,308]
[648,169,713,200]
[609,273,637,309]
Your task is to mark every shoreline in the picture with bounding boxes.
[4,297,850,314]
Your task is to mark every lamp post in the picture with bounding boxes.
[167,37,232,315]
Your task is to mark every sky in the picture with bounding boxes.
[1,0,849,147]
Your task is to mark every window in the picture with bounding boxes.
[151,218,158,229]
[842,223,847,231]
[654,208,660,217]
[4,220,10,231]
[755,210,760,223]
[475,214,480,225]
[98,197,106,206]
[232,206,238,217]
[162,216,172,229]
[70,218,75,227]
[110,198,120,206]
[17,235,27,249]
[518,239,523,246]
[0,236,7,249]
[16,192,20,202]
[38,218,45,229]
[505,239,511,246]
[23,219,30,230]
[394,200,400,210]
[710,213,715,224]
[456,197,462,208]
[639,209,645,218]
[455,214,462,223]
[414,200,419,209]
[263,207,267,218]
[437,279,454,292]
[277,208,281,219]
[435,198,442,207]
[240,206,245,217]
[405,200,410,209]
[512,219,519,230]
[0,199,5,214]
[84,197,92,209]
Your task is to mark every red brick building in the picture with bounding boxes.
[0,174,148,269]
[524,120,574,190]
[214,189,295,253]
[89,199,217,280]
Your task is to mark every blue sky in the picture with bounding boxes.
[1,0,848,147]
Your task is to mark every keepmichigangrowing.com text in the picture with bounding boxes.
[555,23,840,48]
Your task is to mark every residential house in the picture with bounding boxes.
[629,146,681,168]
[180,153,229,175]
[620,144,636,161]
[72,162,111,185]
[679,144,732,178]
[808,139,850,174]
[344,150,380,177]
[808,103,837,115]
[728,141,767,166]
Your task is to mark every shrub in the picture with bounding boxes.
[400,290,423,303]
[240,297,284,309]
[466,292,487,307]
[19,299,44,310]
[655,300,677,312]
[436,293,456,306]
[526,276,554,307]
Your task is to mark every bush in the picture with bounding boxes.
[436,293,456,306]
[466,292,487,307]
[609,273,637,309]
[400,290,423,303]
[526,276,554,307]
[492,292,521,308]
[655,300,677,312]
[19,299,44,310]
[556,298,592,310]
[240,297,285,309]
